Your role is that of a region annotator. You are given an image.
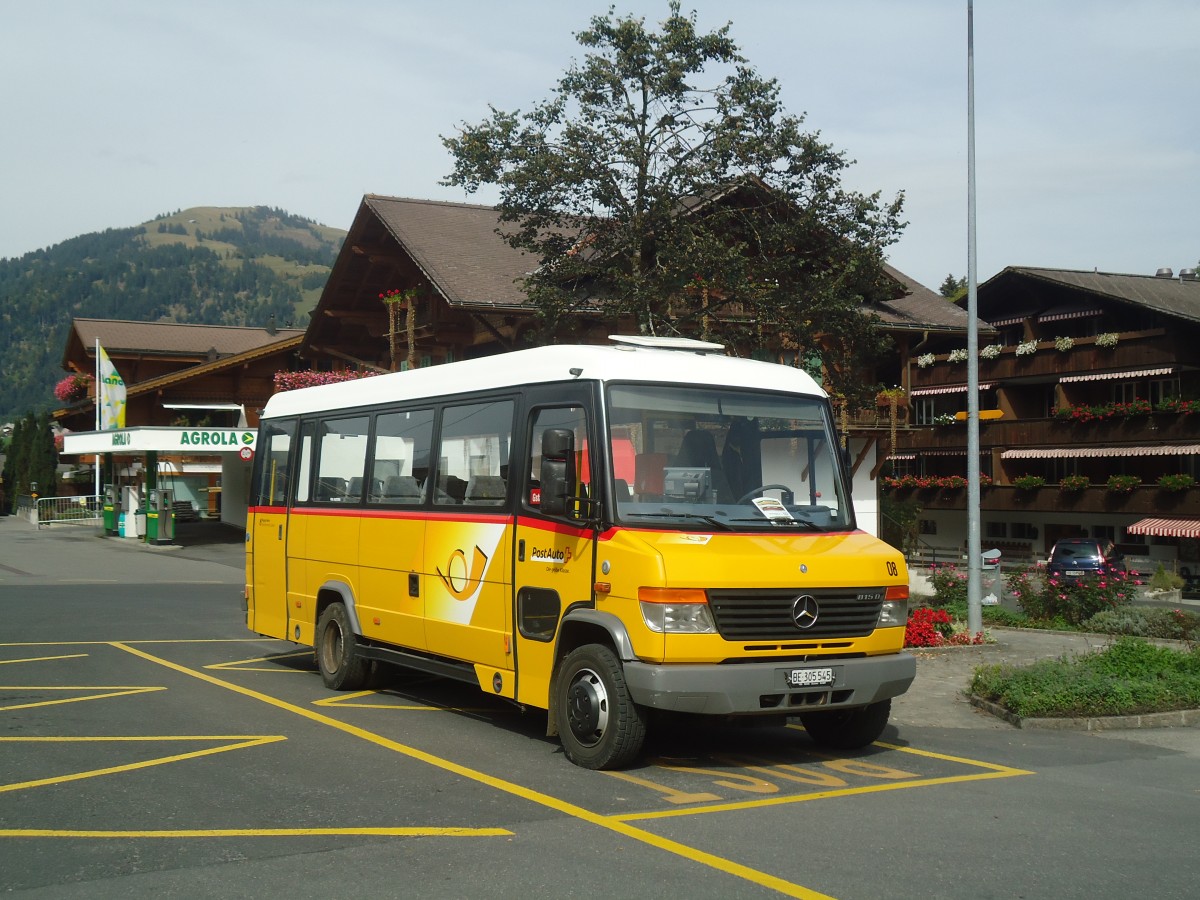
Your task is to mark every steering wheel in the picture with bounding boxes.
[736,484,793,504]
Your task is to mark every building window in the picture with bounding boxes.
[1011,522,1038,540]
[985,521,1006,539]
[918,519,937,535]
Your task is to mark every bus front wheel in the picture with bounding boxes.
[316,602,370,691]
[799,698,891,749]
[555,644,646,770]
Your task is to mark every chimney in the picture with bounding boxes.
[266,314,277,336]
[1179,268,1198,282]
[1155,267,1174,278]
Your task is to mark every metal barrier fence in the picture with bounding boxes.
[32,494,103,528]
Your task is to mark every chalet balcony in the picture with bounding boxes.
[888,484,1200,517]
[895,411,1200,452]
[908,328,1180,390]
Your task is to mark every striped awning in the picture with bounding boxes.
[910,382,996,397]
[886,453,916,460]
[1038,306,1103,323]
[989,311,1037,327]
[1002,444,1200,459]
[1126,517,1200,539]
[1060,367,1174,383]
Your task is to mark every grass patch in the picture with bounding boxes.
[970,637,1200,718]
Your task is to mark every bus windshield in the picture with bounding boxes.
[607,383,852,531]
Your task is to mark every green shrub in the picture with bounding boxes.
[938,598,1028,628]
[927,563,968,606]
[1083,606,1200,641]
[1005,562,1135,626]
[1147,563,1185,592]
[970,637,1200,718]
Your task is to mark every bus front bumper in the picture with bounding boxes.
[621,651,916,716]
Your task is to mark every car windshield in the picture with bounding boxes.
[606,383,851,531]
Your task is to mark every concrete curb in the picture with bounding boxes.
[968,694,1200,731]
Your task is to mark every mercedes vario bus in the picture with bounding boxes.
[245,335,915,769]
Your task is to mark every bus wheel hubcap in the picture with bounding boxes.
[566,669,608,746]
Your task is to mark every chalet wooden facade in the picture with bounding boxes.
[886,266,1200,579]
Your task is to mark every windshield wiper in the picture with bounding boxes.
[724,516,824,530]
[623,511,734,530]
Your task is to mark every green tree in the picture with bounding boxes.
[939,273,967,299]
[442,2,905,404]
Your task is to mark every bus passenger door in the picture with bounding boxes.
[512,395,598,710]
[248,419,295,640]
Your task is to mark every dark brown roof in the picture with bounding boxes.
[68,318,305,363]
[125,334,304,398]
[364,195,535,309]
[872,263,987,333]
[979,267,1200,325]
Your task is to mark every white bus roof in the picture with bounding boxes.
[261,339,826,419]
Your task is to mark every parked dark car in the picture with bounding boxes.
[1046,538,1125,586]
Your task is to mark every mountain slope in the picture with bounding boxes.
[0,206,345,421]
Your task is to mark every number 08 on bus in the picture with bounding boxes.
[245,336,915,769]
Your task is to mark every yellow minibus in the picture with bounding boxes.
[246,335,914,769]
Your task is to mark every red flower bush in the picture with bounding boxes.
[273,369,380,393]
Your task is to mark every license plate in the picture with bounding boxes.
[1065,570,1084,576]
[786,667,835,687]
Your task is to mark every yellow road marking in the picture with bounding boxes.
[115,642,836,900]
[0,654,88,666]
[0,685,165,712]
[0,827,510,839]
[313,691,497,713]
[206,650,313,672]
[0,735,285,794]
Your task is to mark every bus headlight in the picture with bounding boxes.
[876,585,909,628]
[639,588,716,634]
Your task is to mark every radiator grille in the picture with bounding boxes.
[707,588,883,640]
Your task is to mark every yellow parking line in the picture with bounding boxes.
[206,650,314,672]
[0,654,88,665]
[0,827,511,839]
[0,686,165,712]
[0,735,285,794]
[115,642,836,900]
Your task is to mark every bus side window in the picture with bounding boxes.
[314,416,369,504]
[370,408,434,505]
[434,399,514,508]
[254,420,295,506]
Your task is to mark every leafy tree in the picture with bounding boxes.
[442,2,905,404]
[939,273,967,299]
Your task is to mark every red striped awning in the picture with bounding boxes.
[1002,444,1200,459]
[1060,367,1174,383]
[910,382,996,396]
[1038,306,1102,323]
[998,444,1200,458]
[1126,517,1200,539]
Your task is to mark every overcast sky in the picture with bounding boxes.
[2,1,1196,289]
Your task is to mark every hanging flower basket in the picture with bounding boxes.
[54,373,94,403]
[876,388,908,408]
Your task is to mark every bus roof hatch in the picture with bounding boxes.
[608,335,726,354]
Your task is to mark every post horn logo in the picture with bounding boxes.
[437,546,490,601]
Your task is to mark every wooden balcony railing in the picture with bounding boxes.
[885,484,1200,516]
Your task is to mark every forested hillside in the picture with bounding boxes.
[0,207,345,420]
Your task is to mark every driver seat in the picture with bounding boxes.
[672,429,734,502]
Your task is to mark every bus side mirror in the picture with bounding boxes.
[539,428,576,517]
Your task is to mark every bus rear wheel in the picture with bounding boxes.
[799,698,891,749]
[316,602,370,691]
[555,644,646,770]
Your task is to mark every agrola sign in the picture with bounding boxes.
[64,427,258,456]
